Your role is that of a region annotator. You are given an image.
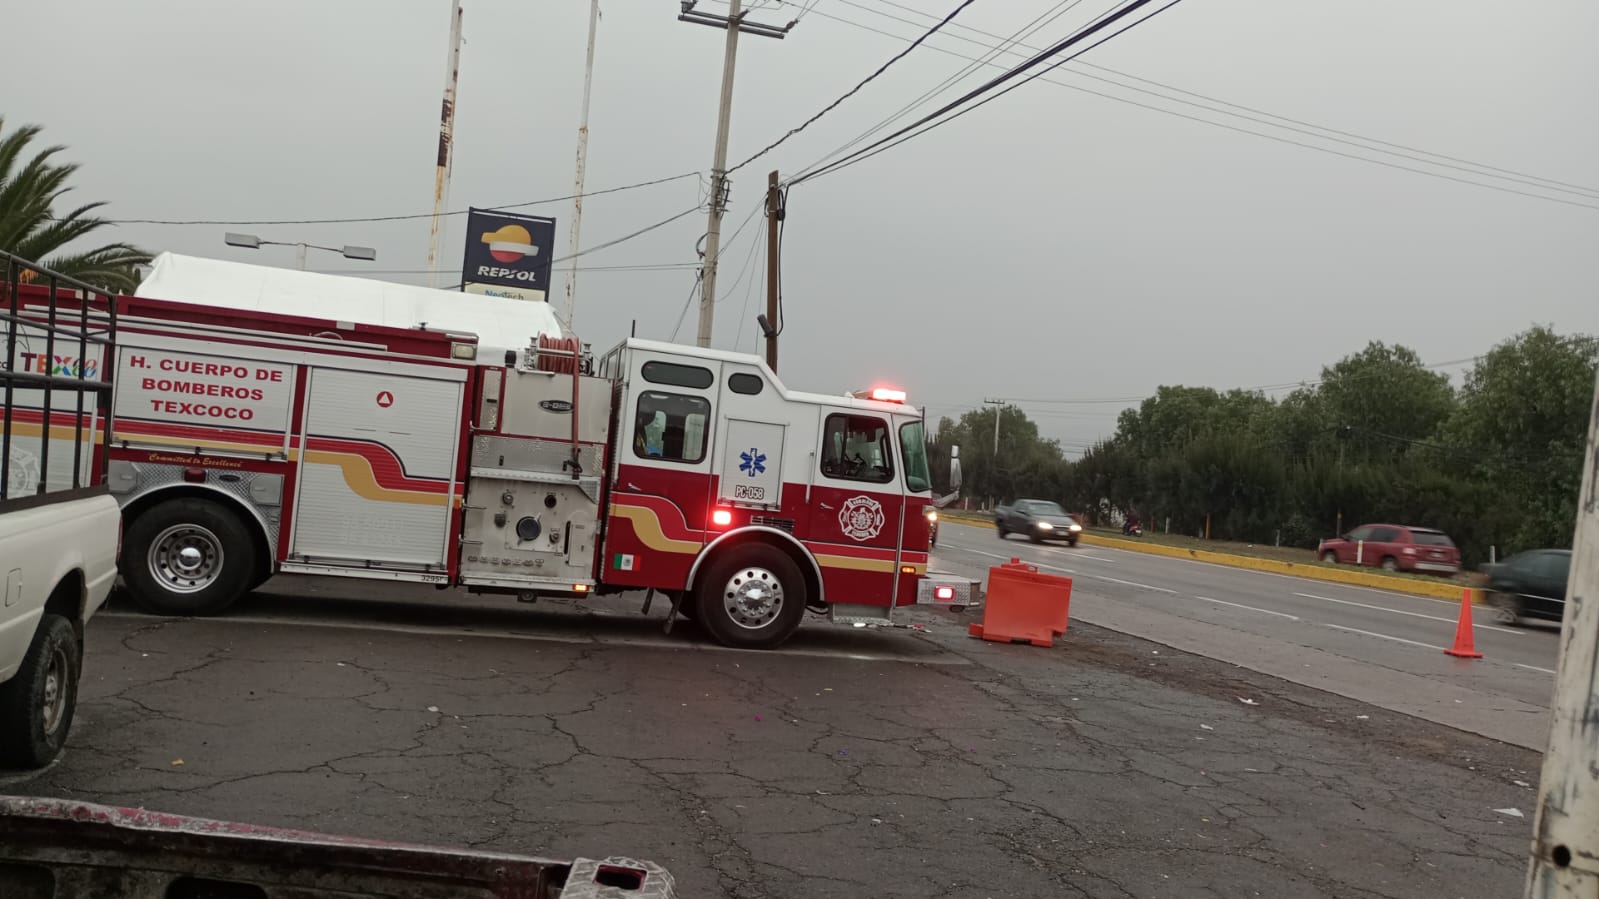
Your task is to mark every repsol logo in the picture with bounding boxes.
[476,266,540,282]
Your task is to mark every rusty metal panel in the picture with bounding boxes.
[0,797,675,898]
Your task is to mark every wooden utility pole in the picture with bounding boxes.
[677,1,792,348]
[764,171,781,370]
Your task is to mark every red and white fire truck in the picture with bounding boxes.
[6,254,965,649]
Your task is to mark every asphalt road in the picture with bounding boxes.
[934,521,1560,750]
[2,575,1542,898]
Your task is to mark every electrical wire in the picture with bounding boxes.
[856,0,1599,198]
[802,0,1087,175]
[726,0,982,175]
[669,271,705,342]
[734,218,768,351]
[806,5,1599,209]
[88,171,702,227]
[795,0,1204,187]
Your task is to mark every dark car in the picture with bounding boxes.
[1481,549,1571,625]
[996,499,1082,546]
[1316,524,1461,576]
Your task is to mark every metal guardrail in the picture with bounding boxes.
[0,251,116,509]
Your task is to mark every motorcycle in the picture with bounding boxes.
[1122,521,1144,537]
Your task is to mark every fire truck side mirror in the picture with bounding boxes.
[949,445,962,492]
[505,350,517,366]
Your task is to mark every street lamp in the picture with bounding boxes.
[223,232,377,271]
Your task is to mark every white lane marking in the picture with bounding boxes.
[1516,663,1557,675]
[1093,575,1177,594]
[98,611,969,665]
[1039,546,1117,563]
[1293,592,1522,635]
[1192,595,1300,620]
[1323,623,1445,651]
[942,546,1075,574]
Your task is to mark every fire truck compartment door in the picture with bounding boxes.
[290,369,463,568]
[719,419,784,509]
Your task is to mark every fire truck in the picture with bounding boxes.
[7,253,963,649]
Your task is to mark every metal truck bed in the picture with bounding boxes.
[0,796,676,898]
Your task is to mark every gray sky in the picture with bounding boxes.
[9,0,1597,453]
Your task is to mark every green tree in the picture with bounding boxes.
[1316,342,1454,459]
[0,117,150,290]
[1444,326,1599,551]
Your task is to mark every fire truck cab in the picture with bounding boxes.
[11,254,949,649]
[595,340,934,646]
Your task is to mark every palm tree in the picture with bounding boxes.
[0,117,150,291]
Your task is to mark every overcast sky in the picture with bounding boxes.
[8,0,1597,453]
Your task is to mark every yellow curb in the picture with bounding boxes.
[939,513,1482,603]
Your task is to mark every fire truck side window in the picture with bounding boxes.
[633,391,711,464]
[641,361,714,390]
[819,414,894,484]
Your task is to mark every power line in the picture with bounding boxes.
[670,272,706,342]
[839,0,1599,201]
[799,0,1086,178]
[855,0,1599,198]
[727,0,982,175]
[805,5,1599,209]
[89,171,702,227]
[793,0,1188,186]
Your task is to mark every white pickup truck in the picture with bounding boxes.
[0,254,121,768]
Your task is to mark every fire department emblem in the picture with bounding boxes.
[838,495,885,542]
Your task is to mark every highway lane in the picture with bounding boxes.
[932,521,1559,750]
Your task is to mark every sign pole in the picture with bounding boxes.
[427,0,464,289]
[564,0,601,332]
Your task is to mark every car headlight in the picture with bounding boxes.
[1037,521,1054,530]
[1069,524,1082,532]
[926,510,938,522]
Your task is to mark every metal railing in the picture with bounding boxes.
[0,251,117,508]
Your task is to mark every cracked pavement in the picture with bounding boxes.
[2,586,1540,898]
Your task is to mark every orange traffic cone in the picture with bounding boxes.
[1444,589,1483,659]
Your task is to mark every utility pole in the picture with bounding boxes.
[984,398,1004,454]
[677,0,791,348]
[564,0,601,332]
[426,0,464,289]
[763,171,781,369]
[1525,372,1599,896]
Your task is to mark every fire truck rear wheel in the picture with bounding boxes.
[695,545,807,650]
[123,498,258,616]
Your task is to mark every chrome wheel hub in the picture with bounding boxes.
[722,567,784,630]
[149,524,225,594]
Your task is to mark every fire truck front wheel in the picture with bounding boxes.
[123,498,259,616]
[695,545,808,649]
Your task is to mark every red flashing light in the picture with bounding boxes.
[869,387,907,404]
[183,468,206,483]
[711,508,733,527]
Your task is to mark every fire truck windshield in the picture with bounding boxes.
[899,420,931,493]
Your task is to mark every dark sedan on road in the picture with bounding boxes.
[1481,549,1571,625]
[996,499,1083,546]
[1317,524,1461,575]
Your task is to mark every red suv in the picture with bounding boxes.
[1317,524,1460,576]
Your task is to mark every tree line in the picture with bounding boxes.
[929,327,1598,566]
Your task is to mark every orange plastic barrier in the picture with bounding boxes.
[968,558,1074,647]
